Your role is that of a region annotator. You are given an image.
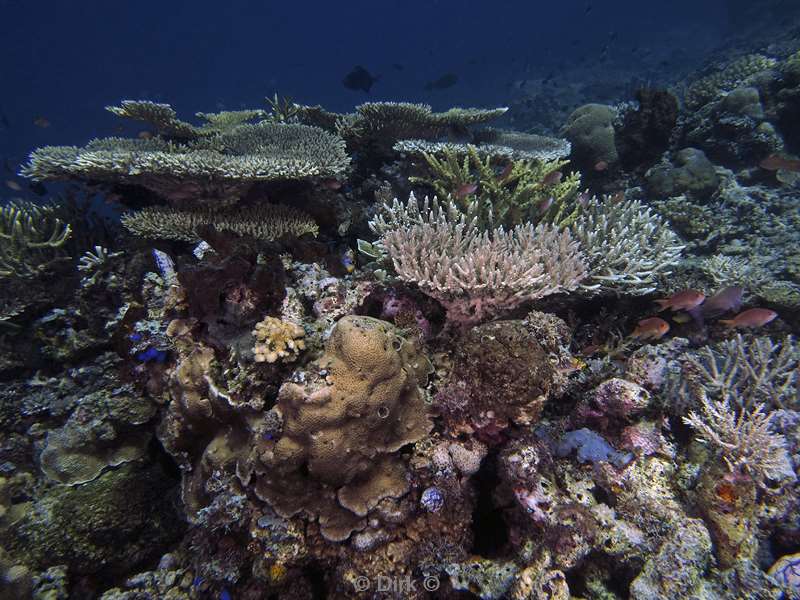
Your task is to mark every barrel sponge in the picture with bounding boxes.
[273,316,432,487]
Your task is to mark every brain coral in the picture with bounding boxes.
[253,316,433,541]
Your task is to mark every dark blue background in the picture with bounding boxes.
[0,0,755,172]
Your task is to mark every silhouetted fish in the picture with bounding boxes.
[391,63,404,71]
[700,286,744,319]
[28,181,47,196]
[424,73,459,91]
[342,66,379,93]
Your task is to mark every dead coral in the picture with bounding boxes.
[121,204,318,242]
[252,317,305,363]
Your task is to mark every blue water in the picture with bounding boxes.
[0,0,736,164]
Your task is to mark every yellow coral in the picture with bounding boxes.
[252,317,305,363]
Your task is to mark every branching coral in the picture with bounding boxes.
[252,317,305,363]
[683,397,791,486]
[107,100,266,138]
[121,204,318,242]
[22,115,350,207]
[670,334,798,412]
[570,196,685,295]
[403,144,581,229]
[380,196,587,324]
[0,201,72,279]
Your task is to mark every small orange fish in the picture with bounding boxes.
[609,191,625,204]
[632,317,670,340]
[542,170,562,186]
[759,154,800,172]
[455,182,478,199]
[719,308,777,328]
[655,289,705,312]
[33,116,50,128]
[497,162,514,182]
[5,180,23,192]
[594,160,608,171]
[537,196,554,215]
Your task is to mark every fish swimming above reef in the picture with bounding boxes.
[760,154,800,172]
[631,317,670,340]
[654,289,705,312]
[700,286,744,319]
[720,308,777,328]
[33,116,50,128]
[424,73,459,91]
[342,66,379,93]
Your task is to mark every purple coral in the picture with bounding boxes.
[420,486,445,512]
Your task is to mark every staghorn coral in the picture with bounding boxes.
[669,334,799,413]
[252,316,305,363]
[683,397,792,486]
[121,203,318,242]
[0,201,72,279]
[380,196,587,324]
[570,195,685,295]
[254,316,433,542]
[403,144,581,229]
[22,117,350,207]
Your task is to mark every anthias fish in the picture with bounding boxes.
[719,308,778,328]
[655,289,705,312]
[759,154,800,172]
[701,286,744,318]
[631,317,670,340]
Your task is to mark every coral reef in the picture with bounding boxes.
[121,203,318,242]
[22,106,350,207]
[561,103,618,170]
[252,316,305,363]
[0,201,72,279]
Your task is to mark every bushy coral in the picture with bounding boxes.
[0,201,72,279]
[252,316,305,363]
[121,203,318,242]
[570,195,685,295]
[380,196,587,324]
[685,54,777,109]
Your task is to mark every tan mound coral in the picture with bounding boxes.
[252,317,306,363]
[253,316,433,541]
[121,203,318,242]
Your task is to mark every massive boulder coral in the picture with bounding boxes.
[252,316,433,541]
[561,103,618,170]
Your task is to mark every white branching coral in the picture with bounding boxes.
[683,397,792,486]
[381,195,587,324]
[252,317,306,363]
[571,196,684,295]
[121,204,318,242]
[673,334,798,412]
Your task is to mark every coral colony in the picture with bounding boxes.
[1,47,800,600]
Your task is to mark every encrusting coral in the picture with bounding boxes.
[252,316,305,363]
[0,201,72,279]
[121,203,319,242]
